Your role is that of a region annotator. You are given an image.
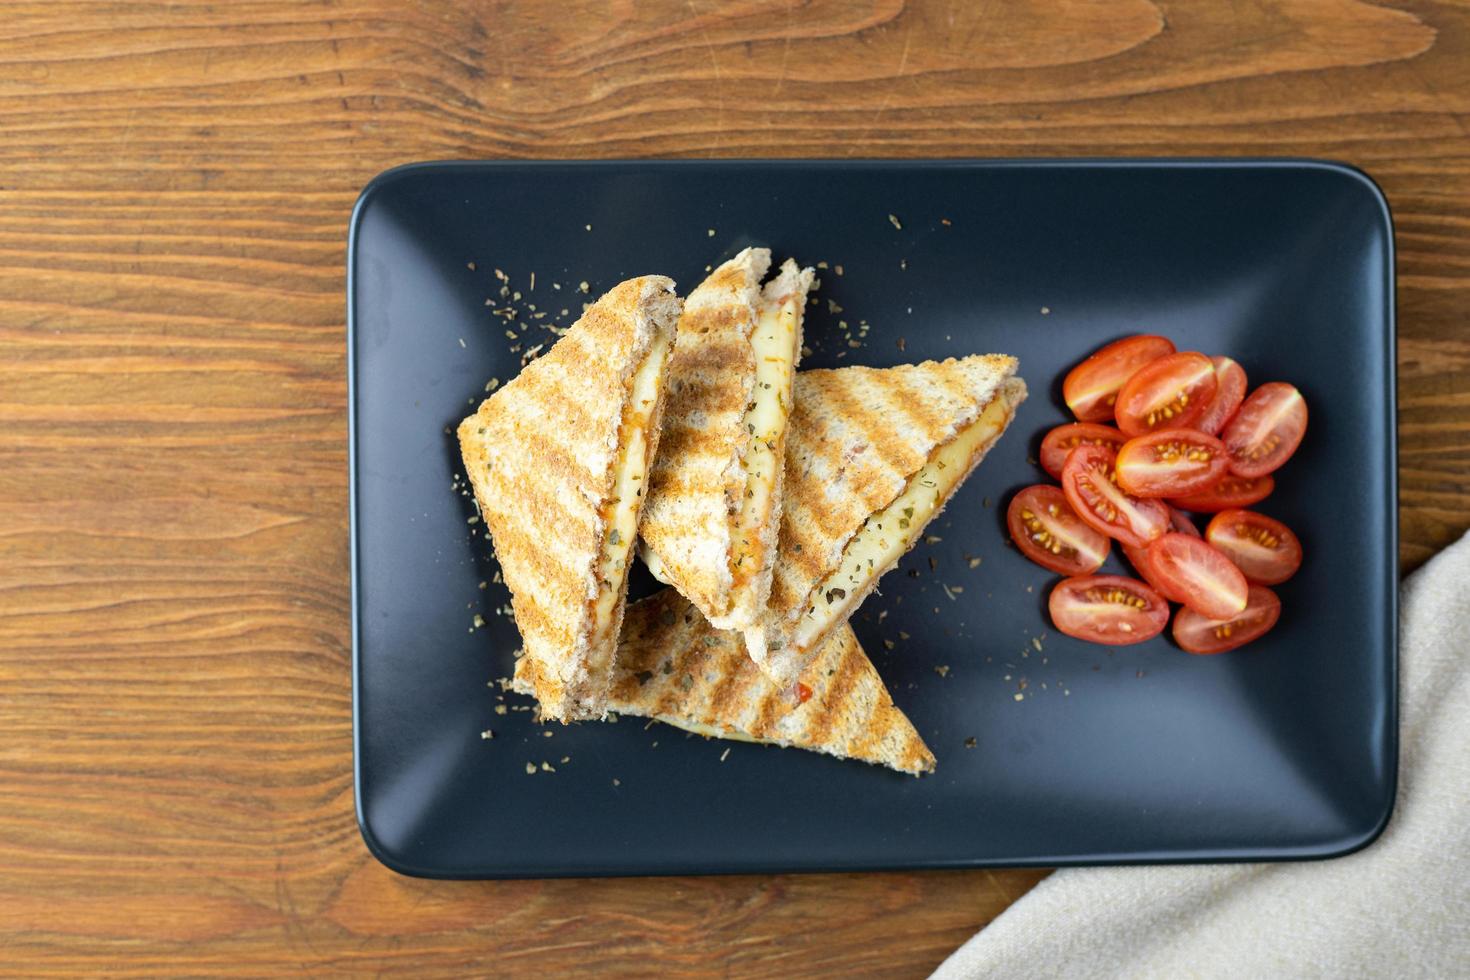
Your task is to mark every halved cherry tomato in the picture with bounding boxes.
[1205,510,1303,585]
[1121,508,1199,602]
[1143,533,1249,619]
[1196,356,1248,436]
[1168,473,1274,513]
[1049,574,1169,646]
[1060,444,1171,548]
[1173,585,1281,654]
[1007,485,1111,575]
[1062,335,1176,422]
[1114,352,1218,437]
[1121,543,1186,603]
[1039,423,1127,480]
[1222,382,1308,478]
[1115,428,1229,498]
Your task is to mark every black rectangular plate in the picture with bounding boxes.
[349,160,1396,878]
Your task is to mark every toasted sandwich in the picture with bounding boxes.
[513,588,936,775]
[744,355,1027,689]
[459,276,682,722]
[639,248,814,630]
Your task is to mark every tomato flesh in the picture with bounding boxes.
[1049,574,1169,646]
[1060,445,1170,548]
[1196,356,1247,436]
[1115,428,1229,498]
[1007,485,1111,576]
[1168,473,1274,513]
[1144,533,1248,619]
[1114,352,1218,436]
[1039,423,1126,480]
[1205,509,1303,585]
[1222,382,1308,478]
[1063,335,1176,422]
[1174,585,1281,654]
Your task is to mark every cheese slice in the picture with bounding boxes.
[645,716,763,744]
[590,332,675,652]
[641,544,673,585]
[729,290,801,585]
[790,394,1014,653]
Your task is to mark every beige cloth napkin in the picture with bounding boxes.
[935,532,1470,980]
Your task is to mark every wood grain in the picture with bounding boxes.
[1,0,1467,975]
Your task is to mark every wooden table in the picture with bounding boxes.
[2,2,1466,975]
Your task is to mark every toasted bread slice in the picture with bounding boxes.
[459,276,682,721]
[640,249,813,629]
[744,356,1027,689]
[513,589,935,775]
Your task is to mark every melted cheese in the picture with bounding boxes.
[791,395,1014,653]
[591,332,675,650]
[641,545,672,585]
[648,715,764,744]
[729,291,801,586]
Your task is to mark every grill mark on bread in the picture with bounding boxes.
[675,335,753,380]
[645,465,730,500]
[747,679,783,737]
[648,424,731,480]
[805,630,865,746]
[868,372,955,459]
[846,704,886,763]
[816,371,929,502]
[702,632,749,719]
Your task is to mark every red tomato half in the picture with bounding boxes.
[1114,352,1218,436]
[1168,473,1274,513]
[1039,423,1127,480]
[1062,335,1176,422]
[1144,533,1249,619]
[1115,428,1229,498]
[1121,507,1200,602]
[1061,445,1171,548]
[1196,356,1248,436]
[1205,510,1303,585]
[1007,485,1111,576]
[1222,382,1308,478]
[1049,575,1169,646]
[1121,543,1185,603]
[1174,585,1282,654]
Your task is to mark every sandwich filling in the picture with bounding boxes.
[789,393,1016,654]
[729,289,802,589]
[647,716,762,745]
[590,331,675,654]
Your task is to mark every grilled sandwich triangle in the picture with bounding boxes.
[639,248,814,630]
[459,276,682,722]
[744,355,1027,689]
[513,588,936,775]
